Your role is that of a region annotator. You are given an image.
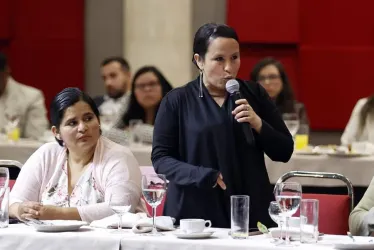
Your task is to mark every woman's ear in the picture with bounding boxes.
[51,126,60,139]
[193,53,204,71]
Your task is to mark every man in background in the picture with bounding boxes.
[94,57,131,129]
[0,52,48,139]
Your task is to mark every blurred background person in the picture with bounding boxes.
[250,57,309,128]
[0,52,48,139]
[9,87,145,222]
[104,66,173,145]
[152,23,293,228]
[341,96,374,145]
[94,57,132,130]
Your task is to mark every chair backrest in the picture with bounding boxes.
[0,160,22,180]
[275,171,354,235]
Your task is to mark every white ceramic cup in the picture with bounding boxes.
[180,219,212,234]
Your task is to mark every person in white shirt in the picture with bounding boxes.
[0,52,48,139]
[341,97,374,145]
[94,57,132,130]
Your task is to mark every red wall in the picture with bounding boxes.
[227,0,374,130]
[0,0,84,118]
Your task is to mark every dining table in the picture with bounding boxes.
[0,224,371,250]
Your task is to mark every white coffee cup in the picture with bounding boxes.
[180,219,212,234]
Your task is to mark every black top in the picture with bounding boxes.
[151,77,293,229]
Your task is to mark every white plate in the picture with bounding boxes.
[294,150,321,156]
[334,242,374,249]
[173,231,214,239]
[327,152,372,158]
[32,220,88,232]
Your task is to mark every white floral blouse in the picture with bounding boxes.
[41,159,104,207]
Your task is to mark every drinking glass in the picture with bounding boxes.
[268,201,284,241]
[129,119,143,147]
[275,182,302,246]
[108,193,131,233]
[141,174,167,236]
[231,195,250,239]
[0,167,10,194]
[282,113,300,138]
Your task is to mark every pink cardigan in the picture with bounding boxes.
[10,136,145,222]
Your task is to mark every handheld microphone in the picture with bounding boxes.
[226,79,255,145]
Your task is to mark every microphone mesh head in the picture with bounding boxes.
[225,79,240,94]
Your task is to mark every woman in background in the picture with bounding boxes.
[9,88,145,222]
[104,66,173,145]
[250,57,309,127]
[341,96,374,145]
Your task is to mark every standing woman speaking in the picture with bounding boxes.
[151,23,293,228]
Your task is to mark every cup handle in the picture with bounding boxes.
[205,220,212,228]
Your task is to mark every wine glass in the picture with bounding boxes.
[282,113,300,138]
[274,182,302,246]
[141,174,167,236]
[268,201,284,242]
[108,193,131,233]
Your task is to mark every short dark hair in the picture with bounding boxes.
[250,57,296,113]
[101,56,130,72]
[0,52,7,72]
[50,87,100,146]
[121,66,173,127]
[192,23,239,68]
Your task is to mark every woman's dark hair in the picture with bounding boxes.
[359,96,374,132]
[50,87,100,146]
[121,66,173,127]
[250,57,296,114]
[192,23,239,68]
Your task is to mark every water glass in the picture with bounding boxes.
[282,113,300,137]
[141,174,167,236]
[274,182,302,246]
[268,201,284,240]
[0,187,9,228]
[300,199,319,243]
[0,167,9,190]
[231,195,250,239]
[129,119,143,147]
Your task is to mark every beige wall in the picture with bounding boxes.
[85,0,227,93]
[123,0,193,87]
[84,0,123,96]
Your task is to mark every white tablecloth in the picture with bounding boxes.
[0,224,370,250]
[0,224,121,250]
[265,154,374,187]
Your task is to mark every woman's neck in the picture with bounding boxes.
[67,146,95,168]
[145,107,156,125]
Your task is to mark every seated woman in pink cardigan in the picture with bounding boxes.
[9,87,145,222]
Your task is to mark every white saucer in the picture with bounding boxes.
[173,231,214,239]
[32,220,88,232]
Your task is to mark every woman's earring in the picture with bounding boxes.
[199,70,203,98]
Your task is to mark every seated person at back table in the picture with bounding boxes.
[0,52,48,139]
[9,87,146,222]
[94,56,132,129]
[341,95,374,145]
[104,66,173,145]
[349,177,374,236]
[250,57,309,128]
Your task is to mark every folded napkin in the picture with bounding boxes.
[132,216,175,233]
[90,213,175,233]
[269,227,315,240]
